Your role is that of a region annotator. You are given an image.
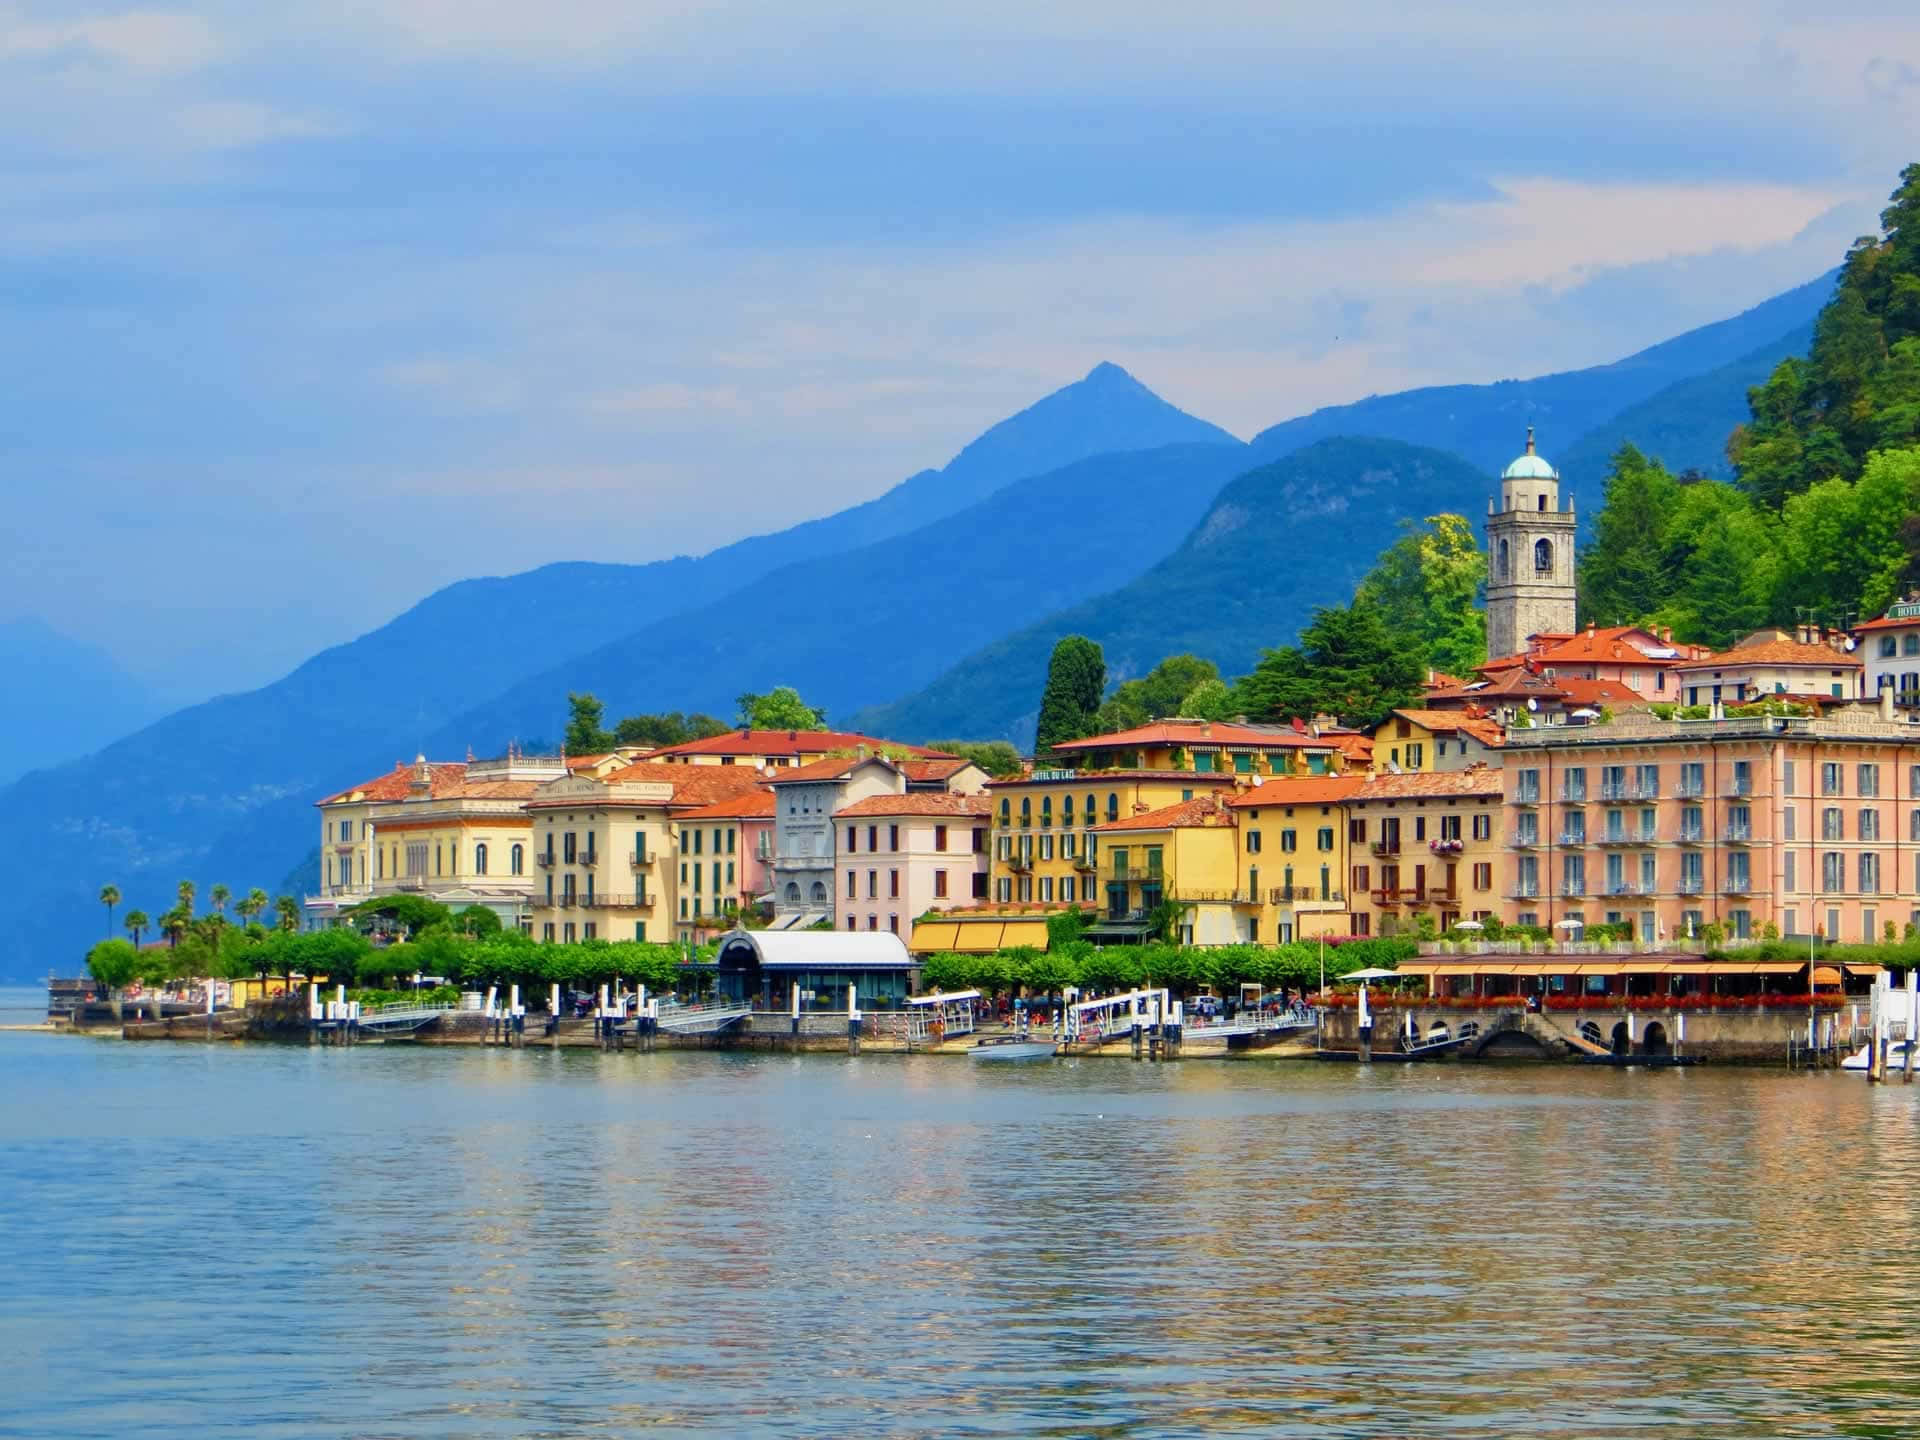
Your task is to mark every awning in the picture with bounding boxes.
[1812,965,1842,987]
[910,922,960,952]
[1846,963,1886,976]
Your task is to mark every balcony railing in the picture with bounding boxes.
[1598,831,1633,846]
[1723,874,1754,894]
[1557,786,1588,804]
[1676,826,1705,844]
[1370,840,1402,857]
[1678,878,1706,895]
[1507,832,1540,849]
[1556,831,1587,847]
[1513,787,1541,806]
[1723,826,1754,844]
[1108,867,1164,883]
[577,851,599,868]
[1676,779,1705,798]
[536,853,556,868]
[555,893,576,908]
[581,893,652,909]
[1563,881,1587,896]
[1509,883,1540,899]
[1269,885,1344,904]
[1007,853,1033,872]
[1072,854,1097,872]
[1607,881,1651,897]
[629,851,656,868]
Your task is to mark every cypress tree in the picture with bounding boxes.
[1035,636,1106,755]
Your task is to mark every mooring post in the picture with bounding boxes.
[1357,983,1372,1063]
[1168,999,1182,1058]
[549,982,561,1042]
[1905,969,1918,1083]
[790,982,801,1038]
[847,982,861,1055]
[308,982,321,1045]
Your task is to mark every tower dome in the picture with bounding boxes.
[1501,425,1558,480]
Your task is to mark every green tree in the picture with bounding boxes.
[611,711,731,747]
[736,686,827,730]
[98,884,120,939]
[123,908,148,952]
[1235,605,1421,728]
[926,740,1025,777]
[86,938,140,1021]
[1178,677,1237,721]
[209,883,231,929]
[236,888,268,929]
[275,895,301,932]
[1774,449,1920,623]
[565,692,617,752]
[177,880,195,919]
[1092,654,1221,731]
[1352,513,1486,675]
[1578,447,1680,626]
[1035,636,1106,754]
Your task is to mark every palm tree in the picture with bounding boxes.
[161,906,187,948]
[209,883,231,929]
[275,894,299,932]
[238,888,268,930]
[99,884,121,938]
[177,880,196,919]
[123,909,149,952]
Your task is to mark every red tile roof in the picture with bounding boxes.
[1092,794,1239,832]
[899,758,975,782]
[1348,767,1504,801]
[985,770,1241,790]
[1854,613,1920,633]
[1681,638,1862,670]
[1529,625,1701,665]
[766,754,873,784]
[1387,709,1506,747]
[676,788,777,821]
[529,762,768,810]
[643,729,954,760]
[318,760,467,807]
[1050,719,1329,752]
[833,793,992,818]
[1226,777,1365,809]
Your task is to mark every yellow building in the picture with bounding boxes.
[525,762,770,944]
[1225,776,1362,942]
[1341,767,1504,937]
[1369,709,1504,774]
[307,752,570,930]
[1088,794,1243,943]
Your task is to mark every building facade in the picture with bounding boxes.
[831,792,991,936]
[1371,709,1504,773]
[1485,429,1577,660]
[1673,631,1864,706]
[1500,703,1920,943]
[307,752,568,929]
[1341,768,1504,936]
[1857,600,1920,702]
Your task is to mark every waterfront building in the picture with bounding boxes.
[642,728,955,770]
[1370,709,1504,773]
[1856,598,1920,703]
[1672,630,1864,706]
[1224,776,1360,942]
[1342,767,1505,936]
[1088,793,1242,944]
[1484,428,1577,661]
[306,751,570,930]
[712,929,918,1010]
[673,787,779,939]
[831,791,991,937]
[770,753,986,928]
[525,762,769,943]
[1498,700,1920,943]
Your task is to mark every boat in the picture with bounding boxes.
[969,1034,1058,1062]
[1841,1039,1915,1072]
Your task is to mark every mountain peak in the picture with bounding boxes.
[1081,360,1137,386]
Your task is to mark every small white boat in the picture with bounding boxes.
[1842,1039,1915,1072]
[969,1034,1058,1062]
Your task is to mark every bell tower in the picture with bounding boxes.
[1485,428,1577,659]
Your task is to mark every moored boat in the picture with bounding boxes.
[969,1034,1058,1062]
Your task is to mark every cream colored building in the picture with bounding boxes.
[307,751,571,930]
[525,761,772,944]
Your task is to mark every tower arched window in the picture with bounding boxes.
[1496,539,1509,578]
[474,843,489,876]
[1534,538,1553,573]
[510,843,524,875]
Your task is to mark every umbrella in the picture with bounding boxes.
[1555,918,1585,930]
[1340,966,1403,981]
[1452,920,1484,932]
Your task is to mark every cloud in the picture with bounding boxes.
[0,8,217,72]
[171,99,344,147]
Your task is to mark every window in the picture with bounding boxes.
[1784,852,1796,891]
[1726,852,1750,892]
[1235,753,1254,774]
[935,824,948,852]
[1062,875,1076,903]
[846,871,857,899]
[1472,862,1491,892]
[1497,538,1509,577]
[1822,807,1843,841]
[563,922,576,943]
[727,829,736,855]
[1822,851,1845,893]
[1859,764,1881,798]
[542,923,555,942]
[1350,818,1368,843]
[995,877,1011,903]
[1407,743,1425,769]
[1353,864,1371,893]
[1731,760,1752,796]
[999,798,1010,825]
[1439,815,1462,842]
[1861,809,1882,841]
[1471,813,1492,841]
[1562,854,1585,895]
[1883,636,1899,658]
[1041,797,1053,828]
[1020,799,1031,828]
[1107,794,1119,822]
[1636,764,1659,798]
[1783,807,1796,841]
[1040,876,1054,902]
[1317,827,1335,851]
[634,921,647,942]
[1861,852,1881,894]
[474,843,488,876]
[889,869,900,899]
[563,831,577,863]
[868,869,878,899]
[1534,538,1553,572]
[868,826,879,852]
[1563,767,1587,802]
[1782,760,1795,793]
[1822,762,1842,797]
[1514,768,1541,804]
[933,870,948,899]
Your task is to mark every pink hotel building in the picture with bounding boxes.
[1500,705,1920,943]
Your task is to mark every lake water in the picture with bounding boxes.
[4,1012,1919,1438]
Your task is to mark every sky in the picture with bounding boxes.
[2,2,1918,704]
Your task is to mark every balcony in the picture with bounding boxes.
[1371,887,1414,906]
[1676,826,1705,845]
[1556,831,1588,847]
[581,893,652,909]
[1109,866,1164,883]
[1508,883,1540,899]
[1370,840,1402,857]
[1512,788,1541,807]
[629,851,656,868]
[1007,852,1033,873]
[1723,874,1754,895]
[578,851,600,869]
[1072,854,1097,872]
[1562,881,1587,897]
[1557,786,1588,804]
[1507,832,1540,849]
[1607,881,1651,897]
[1730,780,1754,798]
[1678,878,1706,895]
[1597,831,1634,847]
[1676,779,1705,799]
[556,893,576,909]
[395,877,425,892]
[1269,885,1344,905]
[536,853,556,868]
[1723,826,1755,844]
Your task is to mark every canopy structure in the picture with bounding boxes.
[907,989,981,1007]
[718,930,913,971]
[908,918,1050,953]
[1340,967,1404,981]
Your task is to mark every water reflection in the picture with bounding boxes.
[2,1034,1917,1437]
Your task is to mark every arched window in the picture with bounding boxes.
[474,843,489,876]
[808,880,828,904]
[1020,797,1032,827]
[1106,792,1119,822]
[1041,796,1053,827]
[784,882,802,905]
[1496,539,1509,578]
[1534,538,1553,573]
[510,843,524,875]
[1536,493,1547,512]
